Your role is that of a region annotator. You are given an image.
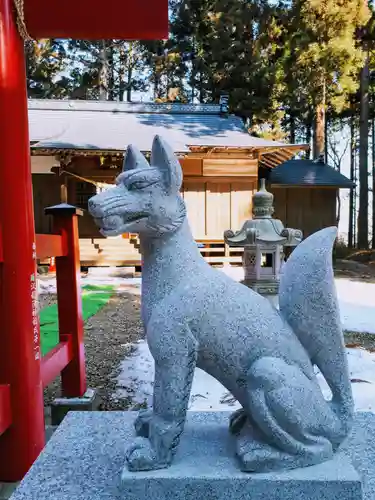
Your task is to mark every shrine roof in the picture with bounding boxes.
[28,99,307,165]
[269,159,354,188]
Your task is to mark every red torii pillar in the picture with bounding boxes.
[0,0,167,481]
[0,0,45,481]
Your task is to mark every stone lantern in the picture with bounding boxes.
[224,179,302,298]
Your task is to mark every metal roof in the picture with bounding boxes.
[28,100,306,161]
[269,159,354,188]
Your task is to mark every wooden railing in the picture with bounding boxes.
[196,240,244,265]
[0,204,86,481]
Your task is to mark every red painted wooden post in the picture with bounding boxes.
[0,0,45,481]
[45,204,86,397]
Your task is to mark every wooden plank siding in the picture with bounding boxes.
[182,180,255,239]
[32,174,60,234]
[271,186,338,238]
[230,182,254,230]
[202,158,258,177]
[179,158,202,176]
[182,182,206,238]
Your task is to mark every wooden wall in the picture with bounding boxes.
[271,186,338,238]
[182,180,255,239]
[67,177,102,238]
[180,157,257,239]
[32,174,60,234]
[32,168,338,243]
[180,157,258,177]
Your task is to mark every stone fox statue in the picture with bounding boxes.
[88,135,353,473]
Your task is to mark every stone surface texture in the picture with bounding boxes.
[88,135,354,473]
[224,178,303,296]
[51,388,101,425]
[9,412,369,500]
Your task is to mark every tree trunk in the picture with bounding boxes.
[153,59,161,101]
[336,190,341,226]
[126,70,133,102]
[313,102,325,159]
[305,122,312,159]
[107,43,115,101]
[99,41,108,101]
[358,49,370,249]
[324,112,329,164]
[289,113,296,144]
[199,71,204,103]
[118,44,125,102]
[372,116,375,249]
[313,76,326,160]
[349,114,356,248]
[126,42,134,102]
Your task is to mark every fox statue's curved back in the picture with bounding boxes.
[88,135,354,474]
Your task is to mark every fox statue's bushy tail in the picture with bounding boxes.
[279,227,354,444]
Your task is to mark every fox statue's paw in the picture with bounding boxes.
[126,437,169,472]
[134,409,154,438]
[229,408,247,435]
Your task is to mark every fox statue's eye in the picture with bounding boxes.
[129,180,151,191]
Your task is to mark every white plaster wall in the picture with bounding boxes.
[31,156,56,174]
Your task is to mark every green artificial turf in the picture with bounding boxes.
[39,284,114,356]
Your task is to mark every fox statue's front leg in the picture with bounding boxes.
[126,317,198,471]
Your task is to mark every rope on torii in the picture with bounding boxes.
[13,0,32,40]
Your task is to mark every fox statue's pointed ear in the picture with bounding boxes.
[123,144,150,172]
[151,135,183,192]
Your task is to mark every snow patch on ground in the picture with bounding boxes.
[335,278,375,334]
[38,275,142,295]
[115,340,375,412]
[116,340,241,411]
[317,347,375,412]
[221,272,375,335]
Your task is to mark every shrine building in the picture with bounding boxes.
[29,99,353,267]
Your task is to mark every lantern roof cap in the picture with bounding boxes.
[252,179,274,219]
[224,180,303,247]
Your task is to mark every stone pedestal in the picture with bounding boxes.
[9,411,369,500]
[50,388,101,425]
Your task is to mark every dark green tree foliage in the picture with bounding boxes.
[171,0,287,134]
[25,39,68,98]
[65,40,149,101]
[282,0,370,157]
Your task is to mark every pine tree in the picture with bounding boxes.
[283,0,370,158]
[356,7,375,249]
[172,0,288,132]
[25,39,68,98]
[65,40,149,101]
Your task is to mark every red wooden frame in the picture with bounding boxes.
[0,206,86,481]
[0,229,3,263]
[0,0,167,482]
[36,234,66,260]
[24,0,168,40]
[0,385,11,436]
[41,335,73,388]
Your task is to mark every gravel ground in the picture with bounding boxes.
[43,288,144,410]
[39,293,57,310]
[345,331,375,351]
